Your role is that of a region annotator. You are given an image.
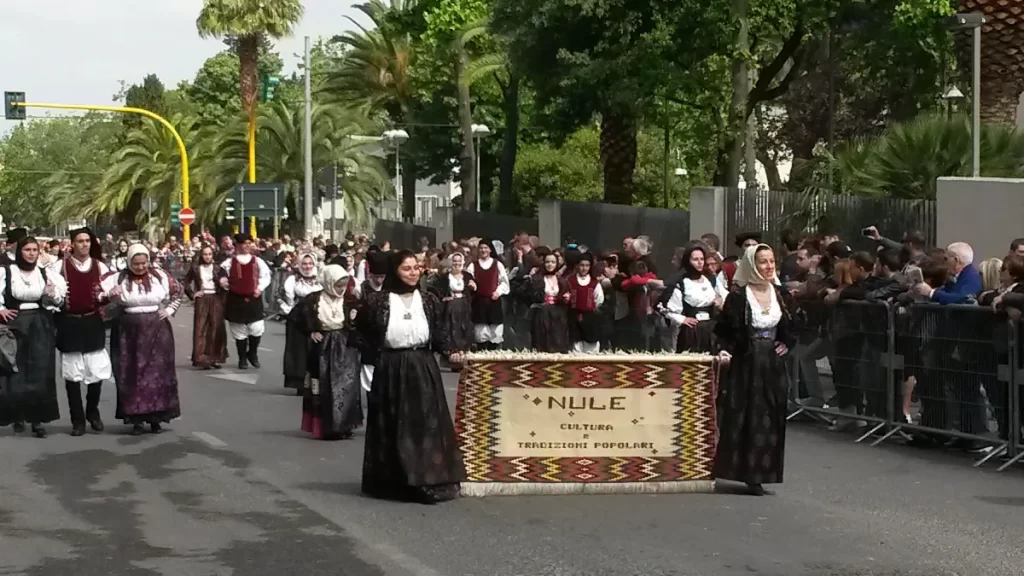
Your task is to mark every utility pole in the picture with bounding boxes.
[303,36,314,239]
[331,164,339,241]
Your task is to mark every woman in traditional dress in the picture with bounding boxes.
[466,239,508,350]
[356,250,389,392]
[429,251,476,363]
[0,236,67,437]
[567,252,605,353]
[360,250,466,504]
[183,244,228,369]
[525,251,570,353]
[658,244,721,353]
[279,252,322,394]
[100,244,183,435]
[713,244,795,496]
[301,264,362,440]
[110,239,130,272]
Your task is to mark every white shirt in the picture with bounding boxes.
[448,274,466,297]
[0,265,67,311]
[384,292,430,349]
[220,254,272,293]
[279,274,321,315]
[100,270,179,317]
[746,286,782,330]
[197,264,217,292]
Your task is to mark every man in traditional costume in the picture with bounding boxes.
[0,228,27,267]
[219,234,272,369]
[57,227,112,436]
[567,252,605,353]
[466,239,509,350]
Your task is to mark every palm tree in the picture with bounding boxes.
[323,0,418,219]
[196,0,304,181]
[205,101,393,227]
[95,115,212,229]
[956,0,1024,125]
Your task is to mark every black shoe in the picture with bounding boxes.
[247,336,261,368]
[236,340,249,369]
[71,422,86,437]
[85,383,104,432]
[747,483,773,496]
[132,424,146,436]
[31,425,47,439]
[149,422,162,434]
[12,422,25,434]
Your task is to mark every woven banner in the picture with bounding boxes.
[454,352,719,496]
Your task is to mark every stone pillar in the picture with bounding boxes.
[689,187,727,244]
[538,199,561,247]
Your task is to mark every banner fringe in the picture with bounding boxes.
[464,351,716,363]
[460,480,715,497]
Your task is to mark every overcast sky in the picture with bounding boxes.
[0,0,360,127]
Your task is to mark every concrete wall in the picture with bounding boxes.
[937,177,1024,260]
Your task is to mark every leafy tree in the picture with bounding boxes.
[94,115,212,230]
[0,115,118,228]
[184,48,286,125]
[324,0,421,219]
[204,102,393,226]
[196,0,304,180]
[492,0,729,205]
[805,114,1024,200]
[122,74,168,131]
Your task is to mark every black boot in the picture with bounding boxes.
[236,339,249,369]
[66,381,86,437]
[86,382,104,432]
[247,336,261,368]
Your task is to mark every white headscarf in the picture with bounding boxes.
[297,251,319,279]
[732,244,773,288]
[317,264,349,331]
[126,243,149,263]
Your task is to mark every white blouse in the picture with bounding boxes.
[100,271,179,317]
[384,291,430,349]
[220,254,272,293]
[746,286,782,330]
[543,276,560,297]
[197,264,217,292]
[448,273,466,297]
[0,265,67,311]
[682,277,716,309]
[279,275,321,315]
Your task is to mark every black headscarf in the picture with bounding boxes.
[14,236,39,271]
[679,244,709,280]
[6,227,27,246]
[367,250,389,276]
[383,249,418,294]
[69,226,103,260]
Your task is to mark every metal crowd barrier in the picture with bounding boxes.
[786,300,1021,472]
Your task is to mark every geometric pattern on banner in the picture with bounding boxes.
[454,358,719,483]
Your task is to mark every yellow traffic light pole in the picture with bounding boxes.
[14,102,194,242]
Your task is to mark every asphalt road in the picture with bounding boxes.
[1,310,1023,576]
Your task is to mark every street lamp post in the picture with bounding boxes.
[471,123,492,212]
[382,129,410,219]
[948,13,985,178]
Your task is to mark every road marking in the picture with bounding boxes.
[258,347,274,352]
[192,431,228,447]
[209,372,260,385]
[176,323,187,328]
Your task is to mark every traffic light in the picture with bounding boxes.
[259,74,280,103]
[4,92,26,120]
[171,203,181,225]
[225,197,236,221]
